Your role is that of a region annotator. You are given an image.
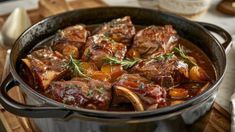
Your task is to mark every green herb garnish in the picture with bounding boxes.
[68,55,90,78]
[101,34,117,44]
[65,84,80,89]
[174,45,187,58]
[174,45,197,66]
[87,89,94,97]
[154,53,174,61]
[154,55,165,61]
[139,83,145,90]
[87,87,105,97]
[95,87,105,95]
[104,32,110,37]
[165,52,174,59]
[84,49,91,60]
[106,56,139,69]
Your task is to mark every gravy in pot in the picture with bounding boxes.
[20,16,216,111]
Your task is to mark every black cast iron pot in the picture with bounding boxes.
[0,7,232,132]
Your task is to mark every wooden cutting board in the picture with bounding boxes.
[217,0,235,16]
[0,0,231,132]
[0,0,107,25]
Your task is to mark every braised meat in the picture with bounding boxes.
[132,25,178,58]
[82,34,127,68]
[95,16,135,45]
[52,25,90,58]
[20,16,215,112]
[131,54,189,88]
[50,78,112,110]
[21,49,68,90]
[113,74,167,110]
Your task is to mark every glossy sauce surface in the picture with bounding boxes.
[20,23,216,111]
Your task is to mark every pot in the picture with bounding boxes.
[0,7,232,132]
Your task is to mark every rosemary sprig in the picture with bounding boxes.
[165,53,174,59]
[174,45,197,66]
[68,55,90,78]
[95,87,105,95]
[105,56,139,69]
[87,89,94,97]
[154,54,165,61]
[138,83,145,90]
[153,52,174,61]
[174,45,187,58]
[86,87,105,97]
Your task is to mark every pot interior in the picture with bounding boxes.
[10,7,226,117]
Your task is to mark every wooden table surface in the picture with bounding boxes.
[0,0,231,131]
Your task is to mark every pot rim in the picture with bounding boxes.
[9,6,227,119]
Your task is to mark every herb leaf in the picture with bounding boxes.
[139,83,145,90]
[95,87,105,95]
[68,55,90,78]
[106,56,139,69]
[84,49,91,60]
[87,87,105,97]
[165,53,174,59]
[104,32,110,37]
[87,89,94,97]
[154,55,165,61]
[153,53,174,61]
[65,84,80,89]
[174,45,197,66]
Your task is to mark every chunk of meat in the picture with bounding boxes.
[82,34,127,68]
[132,25,178,58]
[52,25,90,58]
[113,74,167,110]
[94,16,135,45]
[50,78,112,110]
[22,49,68,90]
[131,55,189,88]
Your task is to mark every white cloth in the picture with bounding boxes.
[230,36,235,132]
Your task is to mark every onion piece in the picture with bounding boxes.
[114,86,144,111]
[189,66,209,82]
[170,100,184,106]
[147,104,158,110]
[169,88,189,99]
[22,58,31,68]
[198,82,211,94]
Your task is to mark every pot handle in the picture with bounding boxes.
[0,74,71,118]
[197,22,233,53]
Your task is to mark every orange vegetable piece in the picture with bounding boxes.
[91,71,111,82]
[101,64,123,80]
[63,45,79,58]
[79,62,98,74]
[189,66,210,82]
[170,100,185,106]
[169,88,189,99]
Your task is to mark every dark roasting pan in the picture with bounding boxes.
[0,7,232,132]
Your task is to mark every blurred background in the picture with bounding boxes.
[0,0,235,33]
[0,0,234,132]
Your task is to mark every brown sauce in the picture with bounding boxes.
[20,24,216,111]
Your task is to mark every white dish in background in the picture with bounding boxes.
[158,0,211,19]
